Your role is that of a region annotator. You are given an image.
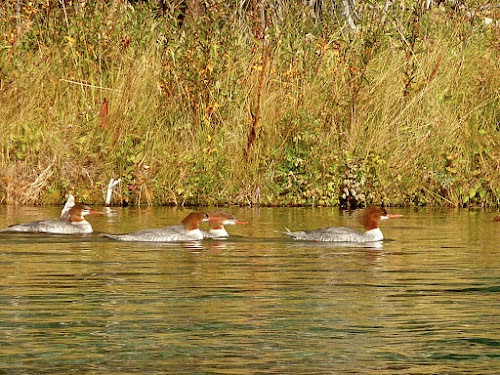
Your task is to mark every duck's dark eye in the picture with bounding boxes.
[205,214,209,219]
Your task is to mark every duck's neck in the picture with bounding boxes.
[209,228,229,238]
[69,212,85,223]
[362,228,383,241]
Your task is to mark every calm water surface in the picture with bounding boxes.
[1,206,500,374]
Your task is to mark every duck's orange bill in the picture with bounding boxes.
[387,214,403,218]
[90,210,105,215]
[235,220,249,224]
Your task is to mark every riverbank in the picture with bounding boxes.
[1,1,499,207]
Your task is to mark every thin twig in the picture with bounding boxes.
[59,79,121,92]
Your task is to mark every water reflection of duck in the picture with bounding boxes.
[0,203,103,234]
[202,210,248,239]
[285,240,384,250]
[283,206,403,242]
[101,212,218,242]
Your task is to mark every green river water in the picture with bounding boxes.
[0,206,499,374]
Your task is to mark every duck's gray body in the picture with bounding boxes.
[283,227,383,242]
[0,220,93,234]
[102,225,204,242]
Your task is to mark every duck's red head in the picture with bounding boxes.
[358,206,403,230]
[208,210,249,230]
[181,212,221,230]
[69,203,104,223]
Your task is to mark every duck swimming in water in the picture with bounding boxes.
[283,206,402,242]
[101,212,219,242]
[0,203,103,234]
[202,210,248,239]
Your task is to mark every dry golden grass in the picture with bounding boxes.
[0,1,499,206]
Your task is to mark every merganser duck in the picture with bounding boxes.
[202,210,248,238]
[283,206,402,242]
[101,212,216,242]
[0,203,103,234]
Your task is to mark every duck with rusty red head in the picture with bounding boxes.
[102,212,220,242]
[201,210,249,239]
[283,206,402,242]
[0,203,103,235]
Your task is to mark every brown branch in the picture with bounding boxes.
[244,39,271,160]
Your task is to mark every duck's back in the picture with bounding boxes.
[284,226,382,242]
[102,225,202,242]
[0,220,93,234]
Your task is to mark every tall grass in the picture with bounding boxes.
[0,1,499,207]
